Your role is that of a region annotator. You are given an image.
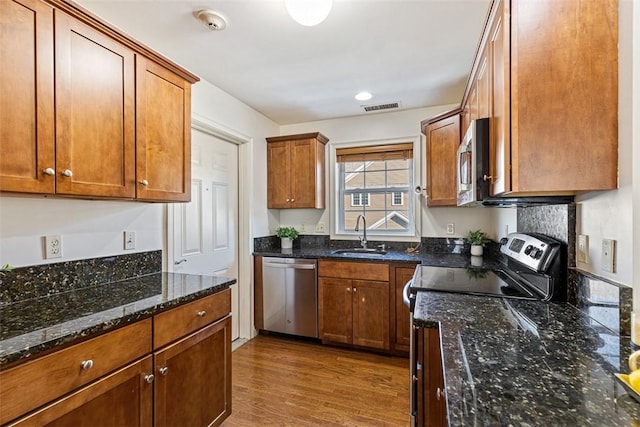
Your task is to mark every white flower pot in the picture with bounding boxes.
[470,255,483,267]
[470,245,483,256]
[281,237,293,249]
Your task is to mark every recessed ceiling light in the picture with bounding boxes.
[285,0,333,27]
[355,91,372,101]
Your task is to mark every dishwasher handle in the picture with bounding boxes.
[263,263,315,270]
[262,259,317,270]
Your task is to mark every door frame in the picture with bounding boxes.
[165,113,254,340]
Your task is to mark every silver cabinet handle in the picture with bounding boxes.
[174,258,187,265]
[437,387,444,400]
[353,287,357,293]
[412,375,418,382]
[291,198,295,202]
[62,169,73,177]
[346,287,351,292]
[197,310,206,317]
[144,374,155,383]
[159,367,169,376]
[402,279,413,307]
[80,360,94,370]
[285,198,290,202]
[140,179,149,186]
[43,168,55,176]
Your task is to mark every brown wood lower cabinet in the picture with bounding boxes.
[154,316,232,427]
[2,289,231,426]
[417,327,446,427]
[9,357,153,427]
[392,264,417,353]
[318,260,390,351]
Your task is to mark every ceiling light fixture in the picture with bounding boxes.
[195,9,227,31]
[285,0,332,27]
[355,91,372,101]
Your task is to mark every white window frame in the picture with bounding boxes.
[351,193,370,206]
[392,191,403,206]
[329,137,421,241]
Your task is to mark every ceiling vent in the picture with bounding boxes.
[362,102,401,112]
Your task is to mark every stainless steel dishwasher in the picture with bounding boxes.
[262,257,318,338]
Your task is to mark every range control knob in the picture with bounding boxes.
[530,248,542,259]
[500,238,509,246]
[524,245,533,255]
[534,249,543,259]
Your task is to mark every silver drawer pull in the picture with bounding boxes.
[80,360,94,370]
[144,374,155,383]
[43,168,55,176]
[159,367,169,376]
[140,179,149,186]
[62,169,73,177]
[197,310,206,317]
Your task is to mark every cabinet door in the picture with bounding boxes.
[395,267,415,348]
[489,0,510,196]
[54,11,135,198]
[136,57,191,202]
[476,44,491,120]
[318,277,353,344]
[266,140,291,208]
[290,138,323,208]
[352,280,390,350]
[9,357,153,427]
[417,327,446,427]
[154,316,231,427]
[425,114,460,206]
[0,0,55,194]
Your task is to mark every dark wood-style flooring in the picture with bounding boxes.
[222,335,409,426]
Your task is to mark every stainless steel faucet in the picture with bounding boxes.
[355,214,367,249]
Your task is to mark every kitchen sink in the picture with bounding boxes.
[332,248,387,255]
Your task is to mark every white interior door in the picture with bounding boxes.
[173,129,239,340]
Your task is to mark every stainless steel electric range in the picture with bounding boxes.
[404,232,567,427]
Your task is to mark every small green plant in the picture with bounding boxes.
[0,263,14,276]
[276,226,299,240]
[465,229,489,246]
[466,267,488,280]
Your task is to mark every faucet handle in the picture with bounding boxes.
[377,243,386,251]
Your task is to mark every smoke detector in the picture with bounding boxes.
[195,10,227,31]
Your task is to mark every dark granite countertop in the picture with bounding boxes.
[253,246,503,269]
[413,291,640,425]
[0,272,235,368]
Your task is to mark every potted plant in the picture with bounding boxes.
[465,229,489,256]
[276,226,299,250]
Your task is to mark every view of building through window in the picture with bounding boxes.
[339,158,412,233]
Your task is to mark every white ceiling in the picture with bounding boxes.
[78,0,490,125]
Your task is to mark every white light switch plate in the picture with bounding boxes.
[602,238,615,273]
[124,231,136,250]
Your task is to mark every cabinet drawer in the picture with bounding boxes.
[153,289,231,349]
[319,260,389,282]
[0,319,152,425]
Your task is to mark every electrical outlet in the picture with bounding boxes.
[602,239,615,272]
[300,223,306,233]
[124,231,136,250]
[315,222,325,233]
[446,223,455,235]
[577,235,588,263]
[44,235,62,259]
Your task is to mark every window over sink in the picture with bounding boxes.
[334,142,416,237]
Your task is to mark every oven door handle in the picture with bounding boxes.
[402,279,413,307]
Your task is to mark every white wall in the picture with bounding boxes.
[0,79,279,268]
[278,105,496,240]
[573,0,636,287]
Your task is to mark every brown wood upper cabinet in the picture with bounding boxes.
[0,0,199,202]
[266,132,328,209]
[422,112,461,207]
[462,0,618,196]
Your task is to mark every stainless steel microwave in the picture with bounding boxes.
[457,118,490,206]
